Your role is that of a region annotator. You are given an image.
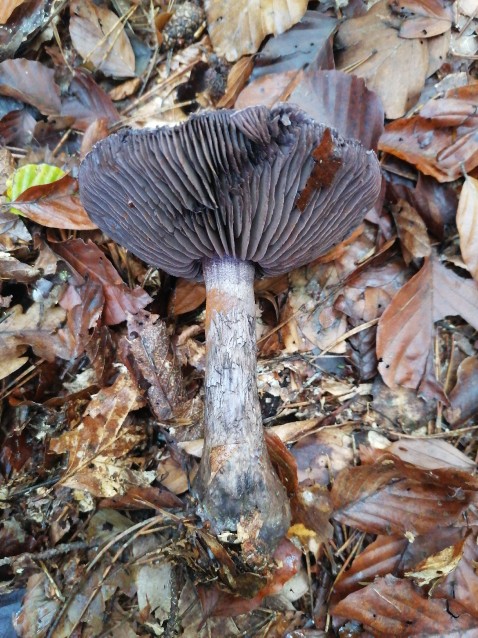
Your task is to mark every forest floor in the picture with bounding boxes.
[0,0,478,636]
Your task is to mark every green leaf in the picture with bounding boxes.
[7,164,65,214]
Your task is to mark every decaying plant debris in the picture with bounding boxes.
[0,1,478,637]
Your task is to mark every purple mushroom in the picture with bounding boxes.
[79,105,381,554]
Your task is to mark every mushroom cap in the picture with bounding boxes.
[79,105,381,279]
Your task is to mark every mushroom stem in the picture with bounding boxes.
[194,256,290,551]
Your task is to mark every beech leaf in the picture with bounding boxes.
[53,239,152,326]
[0,58,61,115]
[457,175,478,282]
[205,0,308,61]
[335,0,429,119]
[376,252,478,390]
[391,199,431,264]
[331,453,478,536]
[69,0,136,78]
[379,85,478,182]
[12,175,97,230]
[332,575,478,636]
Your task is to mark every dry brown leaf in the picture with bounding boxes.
[391,199,432,264]
[387,438,476,471]
[0,251,39,282]
[0,108,36,147]
[12,175,97,230]
[376,252,478,391]
[457,176,478,281]
[133,537,172,622]
[216,56,254,108]
[391,0,452,39]
[335,0,429,119]
[69,0,136,78]
[332,575,477,636]
[58,280,105,360]
[80,118,110,158]
[0,0,27,24]
[205,0,308,61]
[12,573,59,638]
[434,530,478,618]
[53,239,152,326]
[235,69,301,110]
[108,77,141,101]
[120,310,186,420]
[405,537,466,586]
[99,484,183,510]
[0,58,61,115]
[50,368,147,496]
[0,301,68,372]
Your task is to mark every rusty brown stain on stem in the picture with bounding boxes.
[205,286,237,333]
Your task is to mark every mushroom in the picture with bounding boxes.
[79,105,381,555]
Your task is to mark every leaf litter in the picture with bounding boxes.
[0,0,477,636]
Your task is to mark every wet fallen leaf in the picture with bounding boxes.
[0,108,36,147]
[376,252,478,391]
[0,0,54,61]
[387,173,457,240]
[288,70,384,151]
[333,535,409,597]
[205,0,308,61]
[0,58,61,115]
[332,574,477,636]
[331,453,478,536]
[379,83,478,182]
[69,0,136,78]
[457,176,478,282]
[13,175,97,230]
[54,239,152,326]
[335,0,429,119]
[61,70,120,131]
